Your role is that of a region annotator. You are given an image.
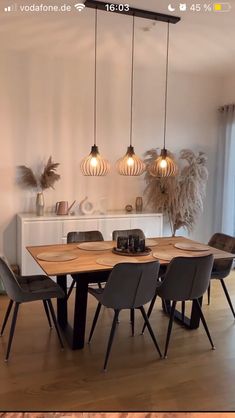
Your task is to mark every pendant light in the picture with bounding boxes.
[81,8,110,176]
[149,22,177,178]
[116,15,146,176]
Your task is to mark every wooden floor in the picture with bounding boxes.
[0,272,235,412]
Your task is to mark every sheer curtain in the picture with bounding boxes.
[214,104,235,236]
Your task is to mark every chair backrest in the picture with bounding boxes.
[101,261,160,309]
[0,257,23,302]
[208,233,235,277]
[156,255,214,301]
[67,230,104,244]
[112,229,145,241]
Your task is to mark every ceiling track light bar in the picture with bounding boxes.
[84,0,181,24]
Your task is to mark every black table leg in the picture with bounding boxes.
[57,275,68,328]
[72,276,89,349]
[163,297,202,329]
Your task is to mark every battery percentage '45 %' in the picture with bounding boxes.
[190,3,231,11]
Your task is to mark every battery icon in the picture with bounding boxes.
[213,2,231,11]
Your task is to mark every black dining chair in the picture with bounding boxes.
[0,256,65,361]
[112,228,145,334]
[142,255,215,358]
[207,233,235,317]
[88,261,162,370]
[67,230,104,298]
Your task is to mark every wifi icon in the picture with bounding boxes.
[74,3,85,12]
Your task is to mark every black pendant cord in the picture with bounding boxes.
[94,7,98,147]
[163,22,170,151]
[129,14,135,148]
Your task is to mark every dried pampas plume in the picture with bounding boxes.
[40,157,60,190]
[17,156,60,191]
[144,149,208,236]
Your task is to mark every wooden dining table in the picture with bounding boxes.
[27,236,234,350]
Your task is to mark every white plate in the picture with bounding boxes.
[145,239,159,247]
[174,242,210,251]
[37,252,78,262]
[77,242,113,251]
[96,256,139,267]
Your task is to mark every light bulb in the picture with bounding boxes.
[90,157,98,167]
[159,158,167,169]
[127,156,134,166]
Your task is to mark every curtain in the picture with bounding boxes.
[214,104,235,236]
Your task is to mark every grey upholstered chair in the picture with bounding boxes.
[207,233,235,317]
[142,255,214,358]
[67,230,104,298]
[0,256,65,361]
[112,228,145,333]
[88,261,162,370]
[112,228,145,241]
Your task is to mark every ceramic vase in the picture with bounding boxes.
[36,192,44,216]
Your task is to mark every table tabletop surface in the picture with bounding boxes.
[27,236,235,276]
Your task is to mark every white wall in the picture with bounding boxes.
[0,15,221,263]
[220,75,235,104]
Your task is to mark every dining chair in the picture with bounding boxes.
[0,256,65,361]
[88,261,162,370]
[67,230,104,298]
[142,255,215,358]
[112,228,145,333]
[207,233,235,317]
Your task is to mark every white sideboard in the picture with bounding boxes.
[17,212,163,276]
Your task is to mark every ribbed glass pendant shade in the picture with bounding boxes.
[116,145,146,176]
[148,148,177,178]
[80,145,110,176]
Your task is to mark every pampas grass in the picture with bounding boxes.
[17,156,60,191]
[144,149,208,235]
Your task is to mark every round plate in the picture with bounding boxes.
[96,256,139,267]
[174,242,209,251]
[77,242,113,251]
[152,251,174,261]
[112,247,152,257]
[145,239,159,247]
[37,252,78,262]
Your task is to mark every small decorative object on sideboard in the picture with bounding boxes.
[79,196,94,215]
[125,204,133,213]
[17,156,60,216]
[55,200,76,216]
[135,196,143,212]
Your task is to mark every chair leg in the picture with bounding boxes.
[88,302,102,343]
[181,301,185,322]
[195,298,215,349]
[130,308,135,336]
[103,310,120,371]
[47,300,64,349]
[43,300,52,329]
[139,306,162,358]
[141,294,157,334]
[67,279,76,299]
[164,300,177,359]
[207,283,211,305]
[220,279,235,318]
[98,282,102,289]
[0,300,13,336]
[5,302,20,361]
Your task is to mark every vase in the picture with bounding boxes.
[135,196,143,213]
[36,192,44,216]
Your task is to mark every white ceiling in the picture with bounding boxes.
[0,0,234,76]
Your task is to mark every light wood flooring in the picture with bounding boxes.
[0,272,235,412]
